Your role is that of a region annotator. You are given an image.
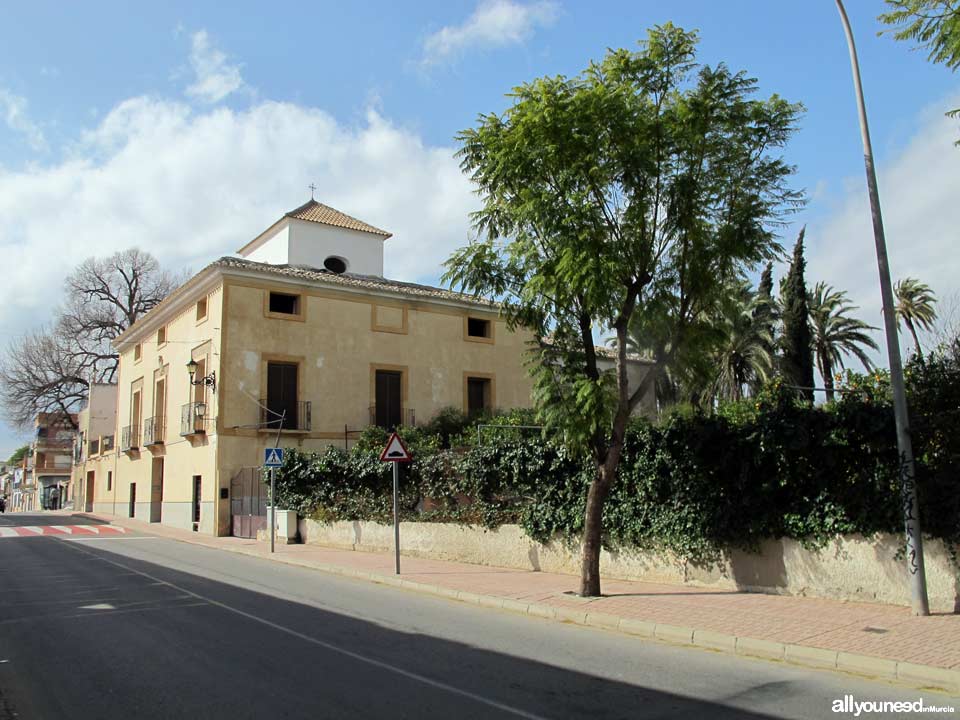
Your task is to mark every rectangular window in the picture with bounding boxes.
[269,292,300,315]
[266,362,299,430]
[192,357,207,404]
[131,389,142,429]
[196,297,208,321]
[107,471,112,491]
[467,317,491,339]
[157,326,166,345]
[134,343,142,362]
[467,377,492,416]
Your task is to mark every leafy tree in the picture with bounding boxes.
[444,24,802,596]
[7,445,29,465]
[711,282,777,402]
[880,1,960,127]
[779,228,815,402]
[807,282,879,402]
[0,249,182,428]
[895,277,938,359]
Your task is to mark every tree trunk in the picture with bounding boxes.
[907,321,924,360]
[579,455,619,597]
[823,359,835,403]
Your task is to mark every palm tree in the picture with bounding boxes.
[895,277,938,359]
[808,282,879,402]
[710,283,777,402]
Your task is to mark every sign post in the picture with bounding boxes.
[379,432,412,574]
[264,447,285,554]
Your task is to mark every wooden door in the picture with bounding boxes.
[150,458,163,523]
[85,471,95,513]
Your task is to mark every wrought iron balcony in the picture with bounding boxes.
[143,416,165,446]
[258,400,311,432]
[180,402,210,436]
[102,435,115,453]
[369,405,416,429]
[121,425,140,452]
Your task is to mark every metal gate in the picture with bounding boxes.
[230,467,267,539]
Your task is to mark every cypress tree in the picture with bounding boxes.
[757,262,773,302]
[780,227,814,402]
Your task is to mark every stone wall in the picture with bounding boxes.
[298,519,959,613]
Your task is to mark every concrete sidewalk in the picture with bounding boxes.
[66,511,960,694]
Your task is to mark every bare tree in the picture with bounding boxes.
[0,249,183,429]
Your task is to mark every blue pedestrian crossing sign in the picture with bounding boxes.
[263,447,284,468]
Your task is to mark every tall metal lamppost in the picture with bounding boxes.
[834,0,929,615]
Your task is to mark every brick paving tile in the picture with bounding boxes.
[70,511,960,672]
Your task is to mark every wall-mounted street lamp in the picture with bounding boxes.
[186,359,216,394]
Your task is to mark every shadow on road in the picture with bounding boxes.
[0,536,780,720]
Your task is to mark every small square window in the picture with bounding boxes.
[467,317,491,338]
[133,343,142,362]
[196,297,208,321]
[157,326,166,345]
[269,292,300,315]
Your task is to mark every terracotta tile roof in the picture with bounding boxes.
[214,257,498,308]
[285,199,391,238]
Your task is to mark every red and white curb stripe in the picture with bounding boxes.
[0,525,127,538]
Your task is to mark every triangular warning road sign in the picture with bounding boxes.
[379,432,412,462]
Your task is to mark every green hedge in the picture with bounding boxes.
[274,344,960,563]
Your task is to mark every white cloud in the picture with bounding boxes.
[0,88,46,152]
[420,0,558,68]
[185,30,246,103]
[0,96,476,335]
[805,90,960,364]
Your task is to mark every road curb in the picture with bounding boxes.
[75,513,960,696]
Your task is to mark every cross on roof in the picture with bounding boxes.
[308,183,317,200]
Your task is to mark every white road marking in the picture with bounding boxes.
[0,528,16,537]
[21,527,43,534]
[60,540,549,720]
[51,525,74,534]
[64,536,157,542]
[79,603,116,610]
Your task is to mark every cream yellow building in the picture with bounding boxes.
[95,200,537,536]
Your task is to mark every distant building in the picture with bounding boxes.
[72,384,118,514]
[31,413,77,510]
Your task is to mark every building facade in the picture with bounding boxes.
[32,413,76,510]
[86,200,536,536]
[71,384,119,514]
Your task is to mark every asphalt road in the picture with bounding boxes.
[0,513,955,719]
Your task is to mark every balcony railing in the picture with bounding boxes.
[143,416,165,446]
[369,405,416,429]
[121,425,140,452]
[33,459,72,472]
[258,400,311,432]
[102,435,115,453]
[35,438,74,450]
[181,402,210,436]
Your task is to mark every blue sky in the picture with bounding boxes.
[0,1,958,454]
